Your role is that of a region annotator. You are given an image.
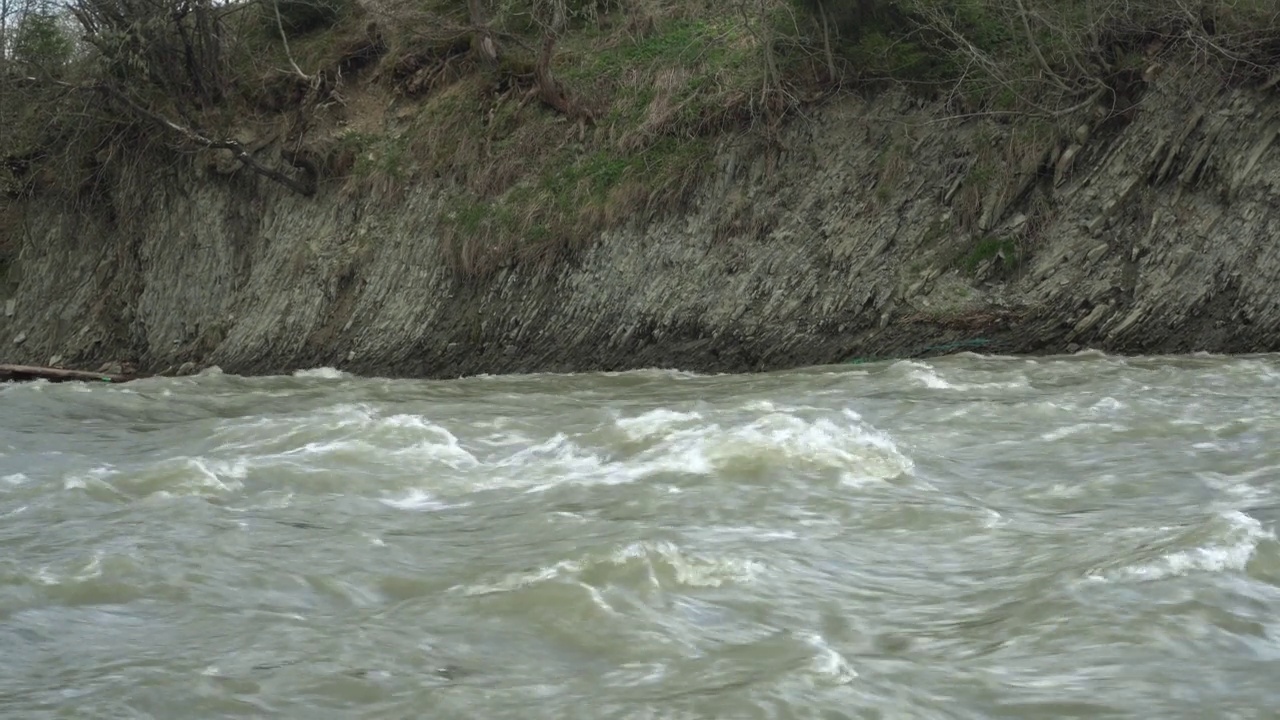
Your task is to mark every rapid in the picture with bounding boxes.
[2,353,1279,718]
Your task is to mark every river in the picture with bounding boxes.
[2,353,1279,718]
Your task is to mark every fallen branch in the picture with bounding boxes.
[22,76,317,196]
[0,363,137,384]
[98,84,317,196]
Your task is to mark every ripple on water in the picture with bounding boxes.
[456,540,764,597]
[5,355,1280,718]
[364,404,917,500]
[1085,511,1276,583]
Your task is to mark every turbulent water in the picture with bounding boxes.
[2,354,1280,718]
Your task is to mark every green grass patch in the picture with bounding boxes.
[961,235,1020,273]
[436,133,712,277]
[335,130,412,183]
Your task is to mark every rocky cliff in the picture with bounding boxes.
[3,63,1279,378]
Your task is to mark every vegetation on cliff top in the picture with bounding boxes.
[2,0,1279,276]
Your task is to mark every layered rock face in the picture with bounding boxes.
[3,67,1279,377]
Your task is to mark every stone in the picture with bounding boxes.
[12,332,25,345]
[48,355,62,367]
[1107,308,1146,341]
[3,299,13,317]
[1073,304,1112,336]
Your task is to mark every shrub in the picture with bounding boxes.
[11,4,74,71]
[273,0,354,38]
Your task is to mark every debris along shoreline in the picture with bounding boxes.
[0,364,136,384]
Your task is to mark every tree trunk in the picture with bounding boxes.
[468,0,498,66]
[534,33,572,115]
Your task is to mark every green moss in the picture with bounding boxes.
[339,130,412,181]
[451,201,493,235]
[589,19,718,75]
[562,13,763,128]
[557,151,629,198]
[968,162,994,189]
[962,236,1020,273]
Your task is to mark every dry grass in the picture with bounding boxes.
[22,0,1271,280]
[314,0,783,278]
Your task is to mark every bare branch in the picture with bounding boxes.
[273,0,314,82]
[30,76,317,195]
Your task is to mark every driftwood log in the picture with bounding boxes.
[0,364,136,384]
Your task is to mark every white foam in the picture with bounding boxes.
[1042,483,1085,499]
[292,367,349,379]
[456,541,762,596]
[896,360,1029,392]
[910,366,955,389]
[615,409,704,441]
[235,410,479,471]
[187,457,247,492]
[72,552,104,581]
[599,368,706,380]
[1199,466,1279,507]
[379,488,461,512]
[981,509,1006,528]
[500,433,621,487]
[471,406,914,493]
[63,465,116,491]
[623,541,764,588]
[577,581,616,613]
[700,409,912,485]
[389,420,480,469]
[2,472,28,486]
[1089,397,1124,413]
[205,399,910,500]
[802,632,858,684]
[1040,424,1092,442]
[1088,511,1273,582]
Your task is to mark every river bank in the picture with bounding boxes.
[3,5,1280,378]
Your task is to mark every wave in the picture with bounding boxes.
[892,360,1031,392]
[455,540,764,597]
[292,367,350,379]
[1087,511,1274,582]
